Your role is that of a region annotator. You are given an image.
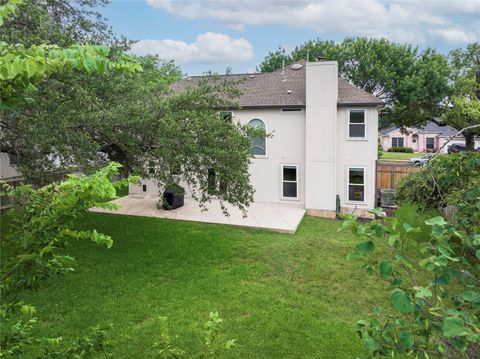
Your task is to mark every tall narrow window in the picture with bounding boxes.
[426,138,435,150]
[392,137,404,147]
[207,169,216,195]
[348,109,366,138]
[282,165,298,199]
[248,119,266,156]
[348,168,365,202]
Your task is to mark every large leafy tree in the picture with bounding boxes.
[258,37,451,129]
[443,43,480,151]
[0,0,124,47]
[4,56,256,211]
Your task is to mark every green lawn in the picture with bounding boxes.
[1,213,391,358]
[379,151,418,161]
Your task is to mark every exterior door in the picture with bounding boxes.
[411,134,419,152]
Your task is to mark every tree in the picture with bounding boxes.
[0,0,141,110]
[443,43,480,151]
[0,0,125,48]
[3,55,256,212]
[258,37,452,129]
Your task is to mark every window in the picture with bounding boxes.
[392,137,404,148]
[207,169,216,195]
[207,169,226,195]
[348,109,366,138]
[282,165,298,199]
[248,118,266,156]
[142,184,147,192]
[219,111,232,121]
[426,138,435,150]
[348,168,365,202]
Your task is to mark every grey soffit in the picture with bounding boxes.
[171,60,384,107]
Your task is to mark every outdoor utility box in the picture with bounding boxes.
[163,189,184,210]
[380,189,396,207]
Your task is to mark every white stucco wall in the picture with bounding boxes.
[129,107,307,205]
[233,108,306,204]
[336,107,378,210]
[0,153,22,179]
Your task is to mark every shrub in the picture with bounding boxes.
[340,206,480,358]
[387,147,414,153]
[0,163,138,357]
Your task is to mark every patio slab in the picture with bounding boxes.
[90,195,305,233]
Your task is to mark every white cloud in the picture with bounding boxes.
[429,29,478,44]
[146,0,480,45]
[130,32,254,64]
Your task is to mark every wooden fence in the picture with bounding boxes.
[376,161,419,191]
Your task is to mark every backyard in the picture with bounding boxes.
[0,213,390,358]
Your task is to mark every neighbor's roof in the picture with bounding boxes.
[171,60,384,108]
[381,120,460,137]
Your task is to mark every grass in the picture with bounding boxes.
[379,151,418,161]
[1,213,392,358]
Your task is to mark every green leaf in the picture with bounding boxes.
[387,234,400,248]
[414,286,432,299]
[391,289,412,313]
[443,317,470,337]
[425,216,447,226]
[356,240,375,253]
[379,260,394,278]
[402,223,413,232]
[399,330,414,349]
[365,337,379,351]
[461,291,480,303]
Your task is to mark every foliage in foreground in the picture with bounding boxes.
[0,163,138,357]
[341,205,479,358]
[154,312,236,359]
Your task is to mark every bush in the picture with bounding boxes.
[397,153,479,203]
[387,147,414,153]
[340,206,480,358]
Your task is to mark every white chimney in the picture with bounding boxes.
[305,61,338,211]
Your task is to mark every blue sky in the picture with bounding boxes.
[100,0,479,76]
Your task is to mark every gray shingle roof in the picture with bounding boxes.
[172,60,384,108]
[381,120,460,137]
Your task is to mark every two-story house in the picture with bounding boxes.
[130,59,384,218]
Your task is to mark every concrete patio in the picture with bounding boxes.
[90,195,305,233]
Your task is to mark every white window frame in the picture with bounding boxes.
[392,137,404,148]
[346,108,367,141]
[248,118,268,158]
[346,166,367,204]
[280,164,299,201]
[426,137,435,150]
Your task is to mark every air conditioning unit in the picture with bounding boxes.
[380,189,396,207]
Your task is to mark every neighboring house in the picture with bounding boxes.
[130,59,384,217]
[0,152,24,211]
[381,120,480,153]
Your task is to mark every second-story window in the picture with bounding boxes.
[248,118,266,156]
[348,109,366,139]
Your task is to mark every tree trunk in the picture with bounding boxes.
[464,132,475,152]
